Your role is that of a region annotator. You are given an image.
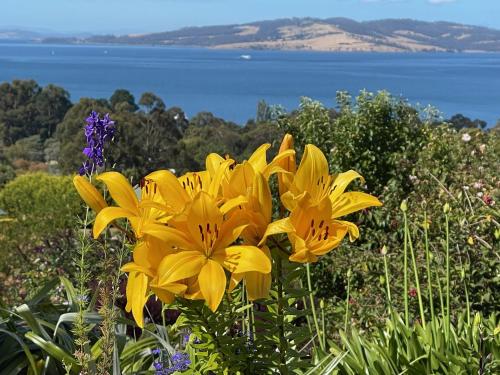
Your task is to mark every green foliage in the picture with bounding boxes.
[0,277,176,375]
[0,163,15,188]
[0,80,71,146]
[328,313,500,375]
[281,91,499,332]
[0,173,83,304]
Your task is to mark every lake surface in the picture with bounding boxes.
[1,43,500,126]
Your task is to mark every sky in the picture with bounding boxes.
[1,0,499,34]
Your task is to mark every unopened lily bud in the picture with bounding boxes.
[443,203,451,214]
[73,175,107,213]
[400,200,408,212]
[320,299,324,309]
[381,245,388,255]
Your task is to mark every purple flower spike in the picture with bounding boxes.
[79,111,115,175]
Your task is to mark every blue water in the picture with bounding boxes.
[1,43,499,126]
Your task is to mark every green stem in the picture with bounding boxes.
[423,212,435,322]
[320,300,326,350]
[298,279,314,345]
[403,212,409,328]
[436,267,445,321]
[344,269,351,334]
[306,262,324,351]
[445,213,451,342]
[407,220,426,328]
[383,254,392,310]
[276,256,288,374]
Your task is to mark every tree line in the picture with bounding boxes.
[0,79,495,187]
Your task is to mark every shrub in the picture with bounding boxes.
[0,173,83,303]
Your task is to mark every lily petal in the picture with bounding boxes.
[97,172,139,213]
[213,245,271,274]
[245,271,271,300]
[121,262,155,277]
[258,218,294,246]
[294,144,329,199]
[198,260,226,312]
[93,206,135,238]
[125,271,149,328]
[329,170,365,203]
[248,143,271,173]
[331,192,382,218]
[146,169,190,213]
[157,251,206,285]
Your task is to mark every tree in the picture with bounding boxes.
[139,92,166,113]
[0,80,71,145]
[110,89,138,112]
[447,113,487,130]
[4,135,45,163]
[35,84,72,139]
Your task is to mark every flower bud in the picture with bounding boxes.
[73,175,107,213]
[381,245,388,255]
[443,203,451,214]
[400,200,408,212]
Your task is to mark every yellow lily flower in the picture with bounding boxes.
[227,171,273,300]
[261,197,351,263]
[206,143,294,199]
[146,191,271,312]
[247,143,295,180]
[281,144,382,236]
[92,171,172,239]
[276,134,296,197]
[121,236,188,327]
[73,175,107,213]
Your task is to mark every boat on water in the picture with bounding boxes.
[240,54,252,60]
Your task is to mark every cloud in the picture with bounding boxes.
[428,0,457,4]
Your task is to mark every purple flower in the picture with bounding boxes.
[153,361,163,371]
[79,111,115,175]
[152,348,162,355]
[154,351,191,374]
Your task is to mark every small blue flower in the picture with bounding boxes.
[152,348,162,355]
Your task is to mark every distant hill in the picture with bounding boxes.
[0,29,45,41]
[0,28,88,42]
[39,18,500,52]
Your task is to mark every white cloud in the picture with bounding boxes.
[428,0,457,4]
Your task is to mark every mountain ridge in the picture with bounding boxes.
[16,17,500,52]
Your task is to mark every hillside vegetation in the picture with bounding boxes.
[43,17,500,52]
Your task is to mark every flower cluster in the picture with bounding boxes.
[79,111,115,175]
[74,134,381,327]
[153,351,191,375]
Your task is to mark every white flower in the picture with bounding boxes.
[477,192,484,198]
[479,144,486,154]
[462,133,472,142]
[473,182,483,189]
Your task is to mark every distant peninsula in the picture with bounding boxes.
[8,17,500,52]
